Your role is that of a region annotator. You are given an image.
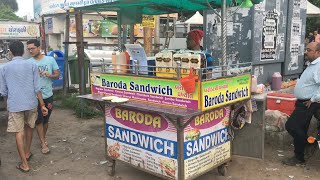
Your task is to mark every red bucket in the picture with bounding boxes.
[179,68,196,93]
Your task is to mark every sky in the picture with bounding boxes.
[16,0,34,18]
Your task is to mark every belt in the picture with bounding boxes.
[297,99,310,102]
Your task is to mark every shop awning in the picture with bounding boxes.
[76,0,232,15]
[185,11,203,24]
[307,0,320,17]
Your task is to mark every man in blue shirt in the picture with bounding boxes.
[283,42,320,166]
[27,39,59,155]
[0,41,48,172]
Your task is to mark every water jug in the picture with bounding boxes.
[251,75,257,93]
[271,72,282,91]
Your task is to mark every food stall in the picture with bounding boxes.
[76,0,255,179]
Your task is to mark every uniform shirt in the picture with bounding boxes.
[0,56,41,112]
[294,57,320,102]
[29,56,59,99]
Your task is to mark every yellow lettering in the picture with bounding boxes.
[205,113,210,124]
[115,108,121,119]
[136,113,144,124]
[129,111,136,124]
[215,109,223,119]
[210,112,214,120]
[145,114,153,126]
[195,116,199,126]
[153,116,161,128]
[199,115,204,125]
[122,110,128,121]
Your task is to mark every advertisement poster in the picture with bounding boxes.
[106,105,178,179]
[70,18,102,37]
[39,0,114,16]
[0,23,40,38]
[91,74,200,109]
[201,74,251,111]
[184,107,231,179]
[261,10,279,61]
[101,20,118,37]
[141,15,156,28]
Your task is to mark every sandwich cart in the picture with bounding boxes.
[76,0,254,179]
[79,62,251,180]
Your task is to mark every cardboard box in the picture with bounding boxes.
[267,92,296,116]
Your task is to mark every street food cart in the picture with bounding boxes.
[80,61,251,180]
[76,0,255,179]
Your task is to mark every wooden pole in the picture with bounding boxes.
[75,10,86,95]
[41,15,47,55]
[130,24,135,44]
[143,27,152,56]
[154,16,160,54]
[63,10,70,98]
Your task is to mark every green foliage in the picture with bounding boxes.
[0,4,22,21]
[0,0,18,12]
[56,92,102,119]
[307,0,320,34]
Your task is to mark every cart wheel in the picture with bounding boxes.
[106,160,116,176]
[218,164,228,176]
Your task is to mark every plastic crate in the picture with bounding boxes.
[267,92,296,116]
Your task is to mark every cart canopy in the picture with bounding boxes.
[76,0,233,15]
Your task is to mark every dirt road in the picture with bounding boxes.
[1,108,320,180]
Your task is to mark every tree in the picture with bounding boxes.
[0,4,22,21]
[0,0,18,12]
[307,0,320,34]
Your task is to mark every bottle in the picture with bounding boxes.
[251,75,257,93]
[111,51,117,73]
[271,72,282,91]
[119,52,127,74]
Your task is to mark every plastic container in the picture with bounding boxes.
[271,72,282,91]
[111,51,117,73]
[180,68,196,93]
[48,50,64,88]
[118,52,128,74]
[251,75,257,93]
[267,92,296,116]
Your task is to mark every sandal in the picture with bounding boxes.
[26,153,33,161]
[16,163,30,173]
[41,146,50,154]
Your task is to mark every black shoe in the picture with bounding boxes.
[282,156,306,166]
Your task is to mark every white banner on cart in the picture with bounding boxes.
[105,105,178,179]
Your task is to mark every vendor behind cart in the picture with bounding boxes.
[186,29,214,67]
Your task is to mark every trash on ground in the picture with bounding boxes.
[99,160,108,165]
[80,137,87,142]
[266,168,279,171]
[278,154,284,157]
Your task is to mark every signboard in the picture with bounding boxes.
[45,18,53,34]
[0,23,40,38]
[105,105,231,179]
[201,74,251,111]
[261,10,279,61]
[70,18,102,37]
[106,105,178,179]
[91,74,200,109]
[142,15,156,28]
[184,107,230,179]
[38,0,116,15]
[101,20,118,37]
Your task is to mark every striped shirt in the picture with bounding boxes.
[0,56,41,112]
[294,57,320,102]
